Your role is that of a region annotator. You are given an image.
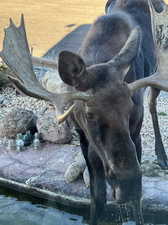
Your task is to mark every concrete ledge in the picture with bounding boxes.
[0,144,167,221]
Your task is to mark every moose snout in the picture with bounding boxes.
[107,160,141,180]
[105,147,141,181]
[105,155,142,203]
[106,165,142,185]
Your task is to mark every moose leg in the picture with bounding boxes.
[134,135,142,164]
[88,149,106,225]
[76,128,106,225]
[149,87,168,169]
[132,129,143,164]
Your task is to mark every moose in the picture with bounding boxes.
[105,0,166,14]
[1,0,168,224]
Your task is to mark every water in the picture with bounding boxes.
[0,188,88,225]
[0,188,167,225]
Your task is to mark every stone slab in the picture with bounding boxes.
[0,144,167,219]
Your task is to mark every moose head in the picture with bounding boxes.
[58,28,142,203]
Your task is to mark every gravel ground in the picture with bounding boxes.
[0,87,168,178]
[141,90,168,177]
[0,87,52,119]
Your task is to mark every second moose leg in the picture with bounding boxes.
[88,149,106,225]
[148,87,168,169]
[77,128,106,225]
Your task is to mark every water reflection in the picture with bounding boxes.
[0,193,87,225]
[0,188,166,225]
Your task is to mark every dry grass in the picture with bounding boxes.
[0,0,167,57]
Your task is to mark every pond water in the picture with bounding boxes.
[0,188,167,225]
[0,188,87,225]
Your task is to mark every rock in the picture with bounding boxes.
[0,108,37,138]
[74,151,86,170]
[64,162,82,183]
[83,167,90,188]
[41,70,67,94]
[64,151,87,184]
[40,71,73,144]
[36,112,72,144]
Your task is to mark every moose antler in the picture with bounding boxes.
[0,15,61,103]
[31,56,58,70]
[0,15,90,121]
[128,68,168,93]
[128,45,168,92]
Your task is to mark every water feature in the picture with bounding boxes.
[0,188,87,225]
[0,187,167,225]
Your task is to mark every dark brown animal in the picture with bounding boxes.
[58,0,168,224]
[1,1,168,225]
[105,0,166,13]
[104,0,168,173]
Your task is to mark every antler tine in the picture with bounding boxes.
[18,14,31,54]
[20,14,24,27]
[0,15,91,123]
[128,49,168,93]
[0,15,61,103]
[9,18,16,28]
[19,14,58,70]
[31,56,58,69]
[0,14,58,70]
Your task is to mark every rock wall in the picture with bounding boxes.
[155,5,168,49]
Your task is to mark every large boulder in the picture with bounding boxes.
[40,70,73,144]
[36,112,72,144]
[0,108,37,138]
[41,70,67,94]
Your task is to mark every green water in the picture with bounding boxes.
[0,188,167,225]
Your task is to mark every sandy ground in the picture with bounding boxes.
[0,0,107,56]
[0,0,168,57]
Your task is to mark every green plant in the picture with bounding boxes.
[0,63,7,72]
[158,111,167,116]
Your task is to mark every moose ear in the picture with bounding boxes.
[58,51,86,86]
